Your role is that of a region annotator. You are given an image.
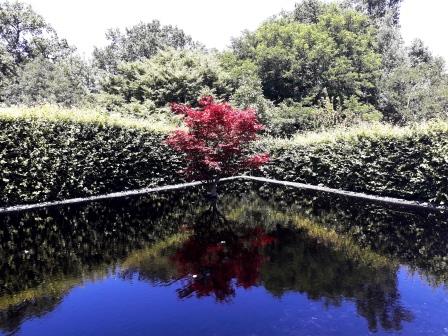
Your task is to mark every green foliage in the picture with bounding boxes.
[3,56,95,106]
[94,92,181,124]
[100,49,233,109]
[264,96,381,137]
[219,51,259,88]
[232,5,382,110]
[0,44,15,99]
[408,39,433,66]
[0,1,78,105]
[2,106,447,207]
[93,21,197,73]
[344,0,403,23]
[257,121,448,205]
[374,10,405,71]
[229,76,273,122]
[378,40,448,123]
[342,96,383,121]
[0,106,183,206]
[0,44,14,75]
[293,0,329,23]
[379,62,448,123]
[0,1,72,65]
[264,100,340,136]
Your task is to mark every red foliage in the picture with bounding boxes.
[166,96,269,180]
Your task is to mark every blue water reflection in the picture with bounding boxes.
[15,268,448,336]
[0,182,447,335]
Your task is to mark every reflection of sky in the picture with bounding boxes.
[14,267,448,336]
[397,267,448,336]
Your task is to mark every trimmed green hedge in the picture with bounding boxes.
[257,122,448,205]
[2,107,448,207]
[0,106,184,207]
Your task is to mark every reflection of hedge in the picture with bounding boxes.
[0,188,203,334]
[0,106,184,206]
[257,122,448,205]
[0,188,202,295]
[250,183,448,287]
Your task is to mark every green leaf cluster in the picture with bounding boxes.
[100,49,233,109]
[256,121,448,205]
[0,106,183,206]
[232,5,382,108]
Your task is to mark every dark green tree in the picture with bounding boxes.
[0,1,72,65]
[408,38,433,66]
[0,1,80,104]
[231,5,381,109]
[100,49,232,109]
[375,10,405,72]
[344,0,403,23]
[293,0,328,23]
[378,60,448,123]
[0,44,15,98]
[377,38,448,123]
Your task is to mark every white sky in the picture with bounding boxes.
[20,0,448,62]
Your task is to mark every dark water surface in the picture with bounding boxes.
[0,181,447,336]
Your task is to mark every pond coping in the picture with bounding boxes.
[0,175,445,214]
[241,176,446,212]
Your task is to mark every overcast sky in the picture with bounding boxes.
[21,0,448,62]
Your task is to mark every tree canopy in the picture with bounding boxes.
[0,1,72,66]
[165,97,269,182]
[345,0,403,23]
[100,49,232,108]
[1,0,447,137]
[4,56,95,106]
[231,5,382,110]
[93,20,198,73]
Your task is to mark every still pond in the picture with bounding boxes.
[0,181,447,335]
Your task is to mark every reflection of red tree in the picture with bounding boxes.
[171,227,276,302]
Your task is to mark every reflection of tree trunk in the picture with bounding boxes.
[193,204,230,237]
[205,177,220,206]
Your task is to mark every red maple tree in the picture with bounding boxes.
[165,97,269,187]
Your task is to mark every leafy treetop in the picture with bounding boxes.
[93,20,198,73]
[165,97,269,181]
[0,1,72,65]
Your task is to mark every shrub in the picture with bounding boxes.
[265,98,382,137]
[256,121,448,205]
[2,107,448,207]
[0,106,184,207]
[100,49,233,108]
